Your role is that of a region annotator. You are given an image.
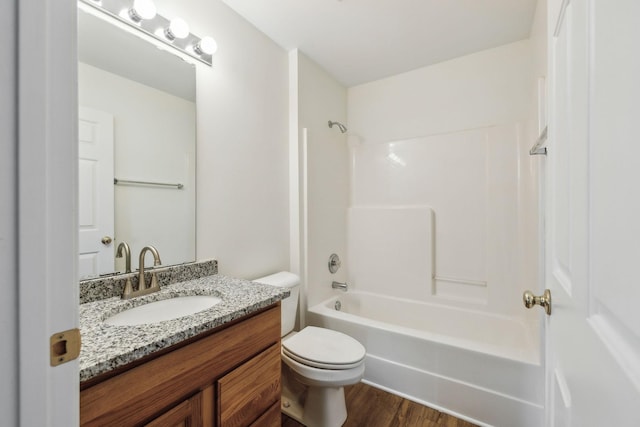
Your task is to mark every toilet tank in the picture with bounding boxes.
[253,272,300,337]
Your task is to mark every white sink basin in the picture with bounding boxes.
[105,295,222,326]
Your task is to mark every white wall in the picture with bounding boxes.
[79,62,196,271]
[530,0,548,86]
[348,40,532,144]
[153,0,290,278]
[347,40,539,320]
[293,52,350,313]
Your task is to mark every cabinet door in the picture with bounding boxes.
[145,392,203,427]
[218,344,281,427]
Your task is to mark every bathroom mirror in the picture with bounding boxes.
[78,7,196,279]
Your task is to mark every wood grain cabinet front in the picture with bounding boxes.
[80,304,281,427]
[218,344,281,427]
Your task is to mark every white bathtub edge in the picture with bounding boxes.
[363,354,544,427]
[310,293,541,366]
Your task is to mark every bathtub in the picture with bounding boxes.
[307,291,544,427]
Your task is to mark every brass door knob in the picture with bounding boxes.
[523,289,552,315]
[101,236,113,245]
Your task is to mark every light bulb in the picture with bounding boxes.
[195,36,217,56]
[165,17,190,40]
[128,0,156,22]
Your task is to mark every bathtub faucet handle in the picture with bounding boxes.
[328,253,342,273]
[332,281,348,291]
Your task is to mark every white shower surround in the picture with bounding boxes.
[295,38,544,425]
[345,38,541,318]
[339,121,543,426]
[308,292,544,427]
[348,123,534,315]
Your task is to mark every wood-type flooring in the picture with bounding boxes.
[281,382,478,427]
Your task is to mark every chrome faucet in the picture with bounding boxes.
[332,281,348,291]
[122,245,162,299]
[116,242,134,298]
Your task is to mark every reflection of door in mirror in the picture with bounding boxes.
[78,8,196,279]
[78,106,114,279]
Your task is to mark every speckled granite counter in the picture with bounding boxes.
[79,274,289,382]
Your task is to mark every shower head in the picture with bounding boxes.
[328,120,347,133]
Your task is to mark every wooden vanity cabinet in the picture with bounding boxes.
[80,304,282,427]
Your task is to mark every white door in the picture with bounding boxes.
[78,106,114,279]
[544,0,640,425]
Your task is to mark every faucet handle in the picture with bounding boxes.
[328,254,341,273]
[122,277,134,298]
[148,272,160,291]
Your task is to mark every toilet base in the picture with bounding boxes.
[303,385,347,427]
[281,364,349,427]
[281,374,306,424]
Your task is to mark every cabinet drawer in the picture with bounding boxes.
[218,344,281,427]
[250,401,281,427]
[145,391,203,427]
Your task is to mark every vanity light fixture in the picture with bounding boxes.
[165,17,189,40]
[194,36,217,56]
[128,0,156,22]
[79,0,216,66]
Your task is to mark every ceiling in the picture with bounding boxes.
[222,0,538,87]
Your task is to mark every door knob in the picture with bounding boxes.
[101,236,113,245]
[523,289,552,315]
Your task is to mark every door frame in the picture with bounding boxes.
[0,0,19,425]
[17,0,79,425]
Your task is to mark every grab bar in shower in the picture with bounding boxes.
[433,275,487,287]
[529,126,548,156]
[114,178,184,189]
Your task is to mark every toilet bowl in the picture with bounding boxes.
[283,326,366,386]
[253,272,366,427]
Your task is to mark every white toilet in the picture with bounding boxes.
[254,272,365,427]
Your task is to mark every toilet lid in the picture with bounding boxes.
[282,326,365,369]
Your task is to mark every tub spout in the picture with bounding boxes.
[332,281,348,291]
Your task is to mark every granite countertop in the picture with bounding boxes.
[79,274,289,382]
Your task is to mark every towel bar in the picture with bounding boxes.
[529,126,548,156]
